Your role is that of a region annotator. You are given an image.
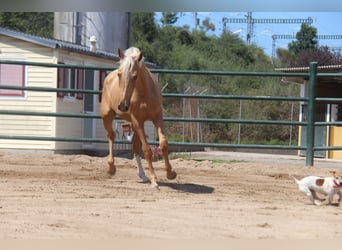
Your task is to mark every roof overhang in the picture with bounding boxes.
[275,65,342,85]
[0,27,159,68]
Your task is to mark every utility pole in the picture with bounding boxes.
[272,34,342,57]
[194,12,199,31]
[246,12,253,46]
[222,13,313,45]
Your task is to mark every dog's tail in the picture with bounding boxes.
[290,175,300,184]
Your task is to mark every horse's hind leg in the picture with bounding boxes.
[154,119,177,180]
[102,112,116,175]
[132,133,149,183]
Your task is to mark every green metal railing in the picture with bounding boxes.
[1,60,342,166]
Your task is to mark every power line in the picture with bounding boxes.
[222,12,313,45]
[272,34,342,40]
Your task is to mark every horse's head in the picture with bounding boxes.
[117,47,144,112]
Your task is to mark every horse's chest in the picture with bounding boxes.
[131,92,160,115]
[138,102,148,111]
[132,101,158,118]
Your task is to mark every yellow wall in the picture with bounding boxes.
[54,51,117,152]
[0,35,158,153]
[0,35,56,150]
[297,126,302,156]
[0,35,116,152]
[329,126,342,159]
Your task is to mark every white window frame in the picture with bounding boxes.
[64,67,78,100]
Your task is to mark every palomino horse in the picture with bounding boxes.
[100,47,177,188]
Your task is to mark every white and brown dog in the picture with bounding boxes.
[291,171,342,206]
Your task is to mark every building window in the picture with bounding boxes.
[57,63,84,100]
[98,70,108,103]
[0,64,25,97]
[332,104,342,122]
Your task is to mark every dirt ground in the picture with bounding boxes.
[0,151,342,239]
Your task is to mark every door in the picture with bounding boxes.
[83,70,95,144]
[300,103,327,158]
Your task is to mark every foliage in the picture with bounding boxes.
[0,12,53,38]
[276,23,342,67]
[160,12,178,26]
[130,13,299,145]
[288,23,318,54]
[201,17,215,32]
[292,46,342,67]
[0,12,301,146]
[131,12,157,45]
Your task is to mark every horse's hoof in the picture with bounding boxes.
[166,170,177,180]
[141,177,150,183]
[314,200,323,206]
[150,182,160,190]
[107,166,116,176]
[138,174,150,183]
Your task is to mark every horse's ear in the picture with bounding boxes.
[138,51,144,62]
[118,48,125,59]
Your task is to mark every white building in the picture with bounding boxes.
[0,27,156,155]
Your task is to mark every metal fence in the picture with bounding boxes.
[0,60,341,166]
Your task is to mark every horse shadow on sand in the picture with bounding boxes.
[158,182,214,194]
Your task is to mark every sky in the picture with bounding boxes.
[155,12,342,57]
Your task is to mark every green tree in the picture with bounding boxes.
[275,48,293,67]
[130,13,299,145]
[277,23,342,67]
[288,23,318,55]
[131,13,157,44]
[0,12,53,38]
[160,12,178,26]
[201,17,215,32]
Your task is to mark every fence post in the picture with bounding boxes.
[306,62,318,166]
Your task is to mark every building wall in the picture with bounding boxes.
[329,126,342,159]
[82,12,130,52]
[54,50,117,152]
[297,79,342,159]
[0,35,157,154]
[0,35,56,150]
[54,55,158,154]
[54,12,130,52]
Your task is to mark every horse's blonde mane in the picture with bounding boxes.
[119,47,144,78]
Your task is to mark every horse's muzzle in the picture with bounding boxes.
[118,103,129,112]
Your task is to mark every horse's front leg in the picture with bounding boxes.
[102,113,116,175]
[132,119,158,188]
[107,131,116,175]
[154,118,177,180]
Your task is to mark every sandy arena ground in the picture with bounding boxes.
[0,151,342,239]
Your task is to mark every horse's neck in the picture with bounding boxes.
[137,65,154,90]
